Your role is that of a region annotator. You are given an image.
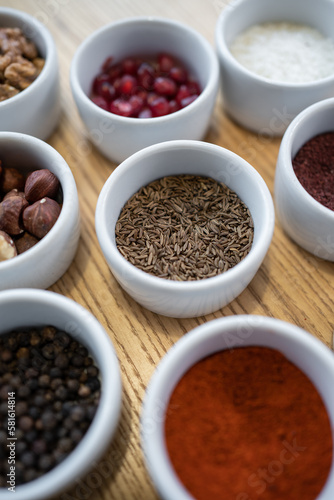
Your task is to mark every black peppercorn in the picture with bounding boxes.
[0,325,101,487]
[42,343,56,360]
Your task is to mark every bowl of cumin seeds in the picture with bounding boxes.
[95,140,275,317]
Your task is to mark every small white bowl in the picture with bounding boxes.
[0,288,122,500]
[274,97,334,260]
[0,132,80,290]
[95,140,274,318]
[0,8,60,140]
[215,0,334,135]
[70,16,219,164]
[141,315,334,500]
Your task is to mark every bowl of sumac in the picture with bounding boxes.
[141,315,334,500]
[95,139,275,318]
[0,288,122,500]
[275,97,334,260]
[70,16,219,164]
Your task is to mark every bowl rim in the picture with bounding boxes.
[95,139,275,292]
[0,288,122,500]
[70,15,219,124]
[215,0,334,89]
[0,7,58,109]
[141,314,334,500]
[276,97,334,219]
[0,132,79,272]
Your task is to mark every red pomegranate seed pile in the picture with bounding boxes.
[90,53,201,118]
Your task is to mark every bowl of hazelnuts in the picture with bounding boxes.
[0,132,80,290]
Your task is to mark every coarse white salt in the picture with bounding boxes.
[229,22,334,83]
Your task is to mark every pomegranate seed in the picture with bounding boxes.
[146,92,159,106]
[99,81,116,101]
[129,95,144,116]
[90,52,201,119]
[136,88,148,104]
[91,96,109,111]
[119,74,137,95]
[169,66,188,83]
[108,63,123,82]
[102,56,114,73]
[158,53,175,73]
[92,74,109,94]
[153,76,177,96]
[180,94,198,108]
[187,80,201,95]
[109,98,133,117]
[168,99,181,114]
[122,57,139,75]
[138,107,153,118]
[175,84,190,104]
[137,62,155,90]
[149,96,170,117]
[112,77,122,96]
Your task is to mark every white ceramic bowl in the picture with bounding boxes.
[70,16,219,164]
[141,315,334,500]
[215,0,334,135]
[0,288,122,500]
[274,97,334,260]
[0,7,60,140]
[0,132,80,290]
[95,140,274,318]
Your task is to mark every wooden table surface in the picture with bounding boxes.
[6,0,334,498]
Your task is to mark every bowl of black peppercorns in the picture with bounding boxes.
[0,288,122,500]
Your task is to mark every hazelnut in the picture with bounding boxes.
[15,232,39,254]
[0,167,25,193]
[24,169,60,203]
[3,189,26,201]
[0,196,27,235]
[23,197,61,239]
[0,230,17,261]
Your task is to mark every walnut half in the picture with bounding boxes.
[0,83,19,102]
[0,27,45,100]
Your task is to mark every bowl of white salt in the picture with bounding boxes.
[215,0,334,135]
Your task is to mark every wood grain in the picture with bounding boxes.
[6,1,334,499]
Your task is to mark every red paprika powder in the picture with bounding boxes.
[164,346,333,500]
[292,131,334,211]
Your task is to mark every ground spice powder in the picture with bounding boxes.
[292,131,334,211]
[165,346,333,500]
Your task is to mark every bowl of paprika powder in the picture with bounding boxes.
[141,315,334,500]
[275,97,334,260]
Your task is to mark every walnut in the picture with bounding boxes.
[32,57,45,74]
[0,53,14,73]
[0,28,22,56]
[20,35,38,60]
[4,58,39,90]
[0,83,19,102]
[0,27,44,101]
